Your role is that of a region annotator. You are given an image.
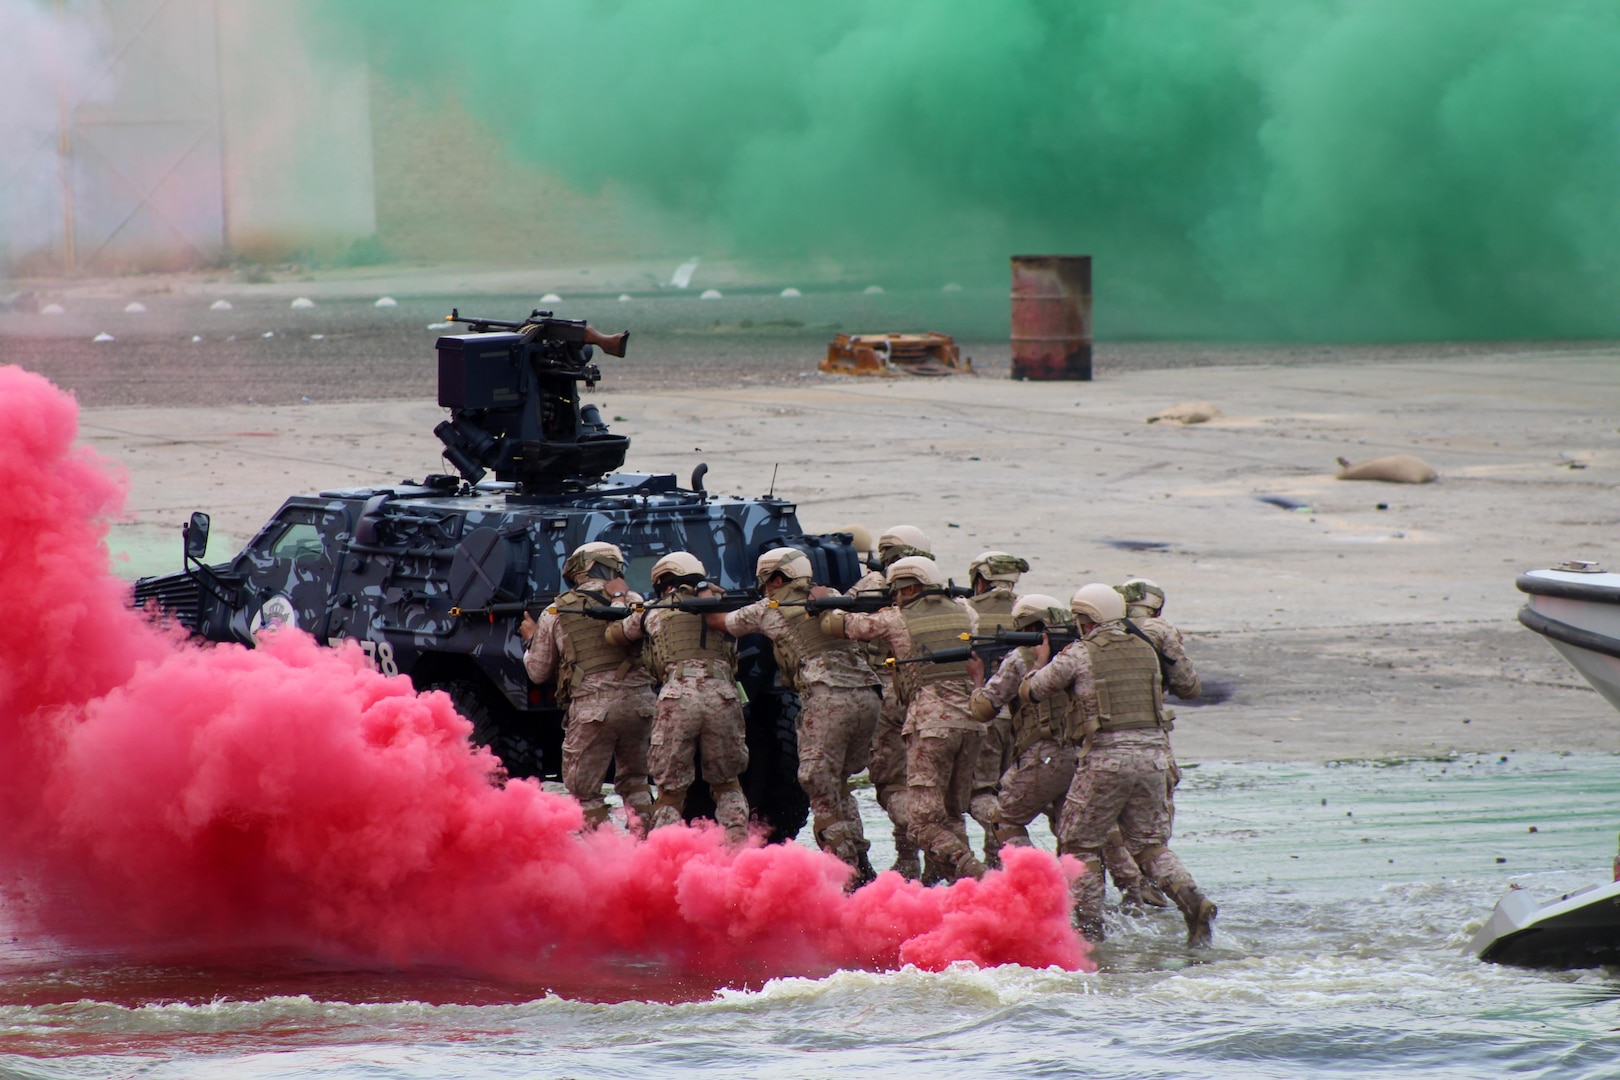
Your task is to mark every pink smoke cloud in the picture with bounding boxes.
[0,364,1091,984]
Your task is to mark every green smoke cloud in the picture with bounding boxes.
[345,0,1620,339]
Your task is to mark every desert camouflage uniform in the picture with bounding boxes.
[525,586,655,828]
[975,647,1076,843]
[965,586,1018,867]
[725,590,881,871]
[849,568,916,874]
[843,597,984,881]
[619,602,750,842]
[1025,620,1212,937]
[1101,615,1202,897]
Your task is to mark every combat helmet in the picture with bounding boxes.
[1012,593,1072,630]
[562,541,626,585]
[970,550,1030,587]
[1117,577,1166,619]
[838,523,875,560]
[886,555,947,592]
[1071,583,1126,624]
[756,547,813,589]
[651,551,709,594]
[877,525,932,567]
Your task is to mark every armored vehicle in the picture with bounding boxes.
[132,308,864,839]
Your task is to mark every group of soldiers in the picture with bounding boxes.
[517,526,1216,947]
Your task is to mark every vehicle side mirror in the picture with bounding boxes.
[184,512,211,562]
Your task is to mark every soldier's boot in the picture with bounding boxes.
[649,785,687,831]
[851,850,879,891]
[1104,828,1154,910]
[1071,853,1107,944]
[710,779,751,844]
[891,818,922,880]
[969,792,1003,870]
[615,780,654,841]
[621,785,654,839]
[1126,882,1172,910]
[1137,843,1214,946]
[921,850,948,886]
[580,803,613,830]
[994,824,1032,848]
[953,850,988,882]
[1173,885,1218,947]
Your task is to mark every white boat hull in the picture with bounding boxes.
[1474,879,1620,968]
[1517,569,1620,712]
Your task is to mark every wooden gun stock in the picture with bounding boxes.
[584,327,630,358]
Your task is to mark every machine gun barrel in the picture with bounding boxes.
[448,308,629,358]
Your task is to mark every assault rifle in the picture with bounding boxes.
[770,590,893,615]
[891,627,1083,667]
[639,588,761,615]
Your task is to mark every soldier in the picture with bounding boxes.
[520,542,654,832]
[1021,583,1217,946]
[1100,577,1205,909]
[963,550,1028,869]
[825,555,986,883]
[609,551,750,843]
[707,547,882,884]
[966,594,1079,852]
[849,524,935,879]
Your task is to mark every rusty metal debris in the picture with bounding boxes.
[820,332,970,377]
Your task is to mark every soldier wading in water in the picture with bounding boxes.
[610,551,751,843]
[825,555,987,884]
[521,542,654,832]
[706,547,882,886]
[1021,583,1217,946]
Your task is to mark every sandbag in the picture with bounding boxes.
[1146,401,1222,424]
[1334,454,1437,484]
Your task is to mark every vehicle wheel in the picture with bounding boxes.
[742,687,810,843]
[682,692,808,843]
[427,678,543,780]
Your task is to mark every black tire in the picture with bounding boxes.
[682,636,810,843]
[427,678,544,780]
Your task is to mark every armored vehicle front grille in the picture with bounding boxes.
[132,571,202,632]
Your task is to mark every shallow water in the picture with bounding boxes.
[5,752,1620,1078]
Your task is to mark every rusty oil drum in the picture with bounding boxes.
[1010,255,1092,380]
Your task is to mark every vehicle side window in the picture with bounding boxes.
[270,522,326,563]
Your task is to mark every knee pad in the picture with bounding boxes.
[653,786,688,813]
[1135,843,1169,869]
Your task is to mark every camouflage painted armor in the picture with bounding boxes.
[966,587,1017,632]
[644,594,736,681]
[892,594,973,705]
[552,587,641,705]
[1010,646,1077,752]
[1085,630,1166,733]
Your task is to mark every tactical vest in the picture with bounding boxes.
[553,587,641,702]
[1010,646,1078,752]
[769,586,854,690]
[645,590,735,679]
[967,588,1017,634]
[892,594,972,705]
[1083,629,1164,732]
